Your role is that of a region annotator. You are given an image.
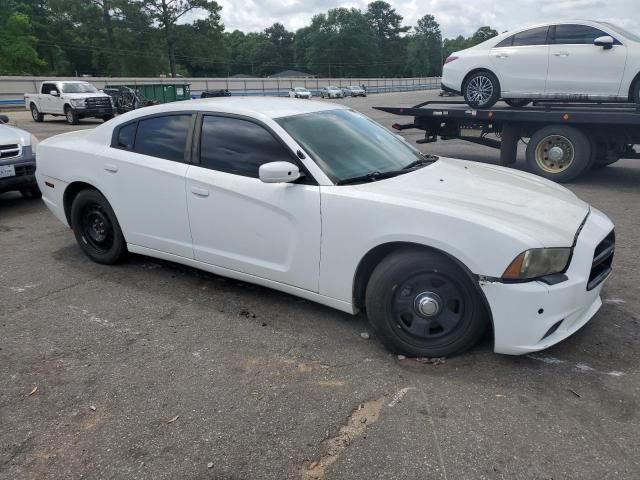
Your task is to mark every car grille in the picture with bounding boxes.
[85,97,112,109]
[14,165,35,176]
[587,230,614,290]
[0,144,21,159]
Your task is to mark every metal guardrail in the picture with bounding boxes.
[0,76,441,106]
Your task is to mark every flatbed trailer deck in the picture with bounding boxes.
[375,101,640,182]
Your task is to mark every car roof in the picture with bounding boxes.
[114,97,349,122]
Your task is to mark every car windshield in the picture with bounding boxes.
[295,88,307,92]
[349,86,360,89]
[62,83,99,93]
[599,22,640,43]
[276,109,429,184]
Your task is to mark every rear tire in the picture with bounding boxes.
[31,104,43,122]
[504,99,531,108]
[365,249,487,358]
[65,107,79,125]
[526,125,592,182]
[70,189,127,265]
[463,71,500,108]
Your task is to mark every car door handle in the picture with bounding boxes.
[104,164,118,173]
[554,51,570,56]
[191,186,209,197]
[495,53,509,58]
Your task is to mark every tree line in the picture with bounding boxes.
[0,0,499,78]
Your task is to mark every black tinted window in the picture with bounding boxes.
[554,24,607,44]
[117,122,137,150]
[512,27,549,46]
[200,116,291,177]
[42,83,58,94]
[495,36,513,48]
[134,114,192,162]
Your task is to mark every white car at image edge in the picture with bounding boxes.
[442,20,640,108]
[35,98,614,357]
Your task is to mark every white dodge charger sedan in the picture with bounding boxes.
[442,20,640,108]
[36,98,615,357]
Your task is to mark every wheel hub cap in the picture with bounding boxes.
[548,146,564,162]
[414,292,442,317]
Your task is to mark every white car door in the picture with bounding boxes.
[546,24,627,98]
[106,113,194,258]
[186,114,321,292]
[489,26,550,96]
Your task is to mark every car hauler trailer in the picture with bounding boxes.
[376,101,640,182]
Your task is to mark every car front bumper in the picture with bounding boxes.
[481,208,615,355]
[0,148,37,193]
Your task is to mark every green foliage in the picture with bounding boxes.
[0,9,45,74]
[0,0,498,78]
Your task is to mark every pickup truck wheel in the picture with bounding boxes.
[20,185,42,199]
[102,114,114,122]
[463,71,500,108]
[526,125,591,182]
[30,104,43,122]
[65,107,79,125]
[365,249,487,357]
[70,189,127,265]
[504,99,531,108]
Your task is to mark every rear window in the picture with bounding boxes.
[116,122,137,150]
[133,114,192,162]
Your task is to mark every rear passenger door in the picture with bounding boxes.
[545,24,627,98]
[107,113,194,258]
[185,114,321,292]
[489,26,550,96]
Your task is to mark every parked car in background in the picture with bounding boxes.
[320,86,344,99]
[289,87,312,99]
[343,85,367,97]
[36,97,614,358]
[25,81,115,125]
[442,20,640,108]
[0,115,40,198]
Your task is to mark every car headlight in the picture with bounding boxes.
[30,134,39,155]
[70,99,86,108]
[502,248,571,280]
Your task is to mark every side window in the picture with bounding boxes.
[495,36,513,48]
[133,114,192,162]
[199,116,292,178]
[553,24,609,44]
[511,26,549,46]
[116,122,137,150]
[42,83,57,94]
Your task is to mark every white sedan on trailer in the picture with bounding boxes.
[36,98,614,357]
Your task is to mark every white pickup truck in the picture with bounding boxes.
[25,81,115,125]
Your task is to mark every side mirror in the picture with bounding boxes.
[259,161,301,183]
[50,91,59,96]
[594,35,614,49]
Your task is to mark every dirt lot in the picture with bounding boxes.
[1,91,639,480]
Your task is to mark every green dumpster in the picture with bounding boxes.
[105,83,191,103]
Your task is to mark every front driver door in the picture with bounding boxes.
[546,24,627,98]
[186,114,321,292]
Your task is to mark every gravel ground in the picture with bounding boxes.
[1,90,639,480]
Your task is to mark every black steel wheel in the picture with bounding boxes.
[70,189,127,264]
[365,249,488,357]
[463,71,500,108]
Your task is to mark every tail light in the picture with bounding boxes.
[444,56,459,65]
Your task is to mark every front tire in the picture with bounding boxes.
[365,249,487,357]
[526,125,592,182]
[70,189,127,264]
[102,114,114,122]
[65,107,79,125]
[463,71,500,108]
[504,99,531,108]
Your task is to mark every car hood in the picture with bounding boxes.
[61,92,110,99]
[0,123,30,145]
[353,157,589,247]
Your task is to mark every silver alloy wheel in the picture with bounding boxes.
[31,106,39,121]
[466,75,494,105]
[66,109,74,123]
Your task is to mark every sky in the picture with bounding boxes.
[192,0,639,38]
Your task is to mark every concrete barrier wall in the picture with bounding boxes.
[1,76,441,105]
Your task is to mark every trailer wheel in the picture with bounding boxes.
[526,125,591,182]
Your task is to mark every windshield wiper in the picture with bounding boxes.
[402,156,437,170]
[336,170,407,185]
